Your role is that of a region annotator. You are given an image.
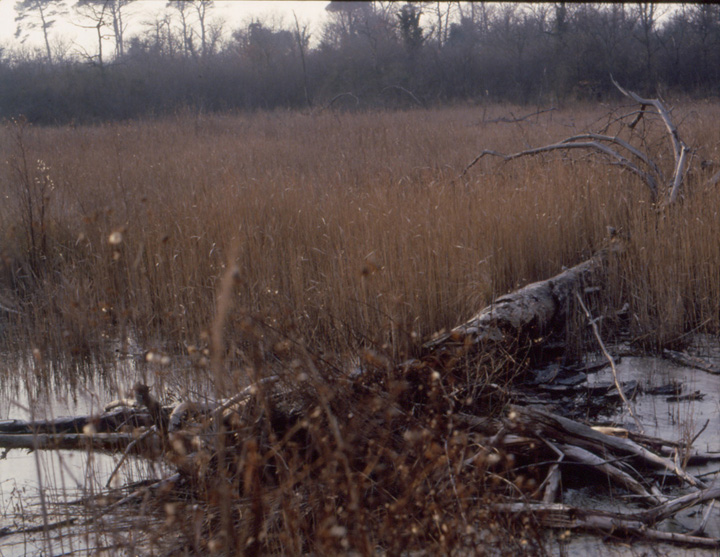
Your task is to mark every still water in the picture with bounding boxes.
[0,353,173,556]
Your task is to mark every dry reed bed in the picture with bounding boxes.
[0,103,719,364]
[2,103,720,554]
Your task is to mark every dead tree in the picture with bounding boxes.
[462,80,692,206]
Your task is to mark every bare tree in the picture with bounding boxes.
[167,1,195,58]
[293,11,312,108]
[107,0,133,58]
[75,0,112,68]
[74,0,134,62]
[193,0,214,57]
[428,1,456,49]
[14,0,68,64]
[632,2,665,86]
[166,1,215,58]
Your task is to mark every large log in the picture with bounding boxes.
[423,247,617,353]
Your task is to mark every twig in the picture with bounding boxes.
[575,292,644,434]
[105,427,158,488]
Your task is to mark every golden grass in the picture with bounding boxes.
[1,103,719,362]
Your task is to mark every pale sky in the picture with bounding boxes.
[0,1,331,55]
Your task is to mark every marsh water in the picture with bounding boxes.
[0,351,174,556]
[2,342,720,555]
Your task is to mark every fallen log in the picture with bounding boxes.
[663,349,720,375]
[0,431,161,454]
[423,247,614,353]
[0,407,152,435]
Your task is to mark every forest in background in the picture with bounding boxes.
[1,1,719,124]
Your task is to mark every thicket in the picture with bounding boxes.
[1,2,720,124]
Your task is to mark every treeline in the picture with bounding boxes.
[2,1,720,124]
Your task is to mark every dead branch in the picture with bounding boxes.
[536,439,563,503]
[461,139,659,199]
[0,432,161,454]
[512,405,708,489]
[557,443,662,505]
[575,291,643,434]
[612,77,692,204]
[168,376,280,432]
[492,501,720,547]
[318,92,359,113]
[0,407,151,435]
[381,85,425,107]
[663,349,720,375]
[611,77,684,164]
[463,80,694,205]
[640,485,720,525]
[487,107,557,124]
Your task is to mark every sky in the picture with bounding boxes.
[0,1,331,54]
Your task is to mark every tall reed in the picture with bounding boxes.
[0,103,718,364]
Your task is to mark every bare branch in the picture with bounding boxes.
[463,80,693,205]
[669,144,691,204]
[461,139,659,199]
[381,85,425,107]
[611,76,685,164]
[318,92,360,113]
[575,291,644,435]
[487,107,557,124]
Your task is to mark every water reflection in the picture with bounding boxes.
[0,352,173,556]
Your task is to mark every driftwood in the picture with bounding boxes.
[0,406,151,435]
[513,405,708,489]
[493,500,720,548]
